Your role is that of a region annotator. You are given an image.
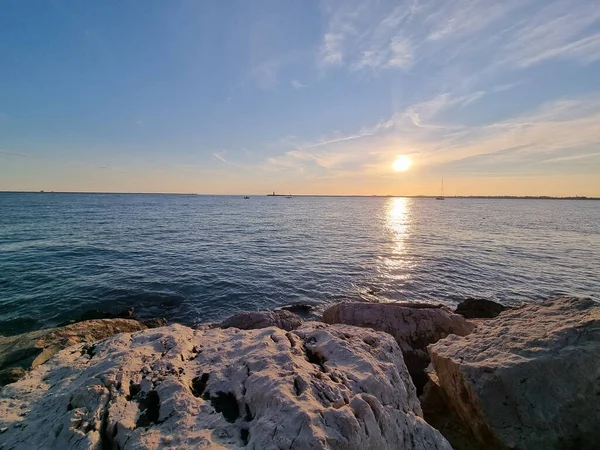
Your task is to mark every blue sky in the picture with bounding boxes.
[1,0,600,195]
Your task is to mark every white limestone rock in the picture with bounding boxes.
[428,297,600,450]
[0,319,148,386]
[0,322,451,450]
[323,302,474,391]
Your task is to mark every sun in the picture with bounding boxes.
[392,156,412,172]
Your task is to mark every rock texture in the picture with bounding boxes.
[0,319,147,387]
[323,302,474,392]
[428,297,600,450]
[0,322,451,450]
[218,310,302,331]
[454,298,507,319]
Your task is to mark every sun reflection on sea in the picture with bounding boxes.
[379,197,415,282]
[387,197,410,252]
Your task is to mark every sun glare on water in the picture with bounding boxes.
[392,156,412,172]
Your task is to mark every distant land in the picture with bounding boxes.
[1,191,599,200]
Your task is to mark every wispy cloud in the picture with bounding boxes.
[317,0,600,74]
[503,1,600,68]
[246,60,281,90]
[404,91,486,127]
[0,149,34,158]
[290,79,308,89]
[542,152,600,164]
[262,91,600,179]
[213,152,231,164]
[491,82,521,93]
[212,151,248,169]
[319,32,345,68]
[0,148,125,171]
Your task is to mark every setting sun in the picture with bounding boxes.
[392,156,412,172]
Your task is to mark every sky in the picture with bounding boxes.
[1,0,600,196]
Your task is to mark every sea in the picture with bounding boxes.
[1,193,599,336]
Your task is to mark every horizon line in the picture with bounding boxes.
[1,190,599,200]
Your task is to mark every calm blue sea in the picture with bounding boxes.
[1,193,599,336]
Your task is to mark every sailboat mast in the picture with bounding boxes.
[441,178,444,197]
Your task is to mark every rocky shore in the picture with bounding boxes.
[0,297,598,449]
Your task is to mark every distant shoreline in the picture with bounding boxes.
[1,191,599,200]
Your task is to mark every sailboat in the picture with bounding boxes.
[436,178,445,200]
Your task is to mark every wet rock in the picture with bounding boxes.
[58,307,136,326]
[278,303,316,319]
[142,318,168,328]
[218,310,302,331]
[0,368,27,386]
[0,319,147,386]
[454,298,507,319]
[323,302,474,393]
[428,297,600,450]
[0,323,451,449]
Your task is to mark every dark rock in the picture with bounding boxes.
[142,318,168,328]
[0,368,27,386]
[420,374,479,450]
[278,303,315,319]
[454,298,507,319]
[58,307,136,327]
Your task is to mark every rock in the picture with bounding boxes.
[218,310,302,331]
[419,371,479,450]
[142,318,168,328]
[278,303,316,319]
[0,322,451,450]
[58,307,136,326]
[454,298,507,319]
[0,319,147,386]
[428,297,600,450]
[0,368,27,386]
[323,302,474,393]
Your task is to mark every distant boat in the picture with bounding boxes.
[244,196,250,199]
[436,178,445,200]
[286,194,292,198]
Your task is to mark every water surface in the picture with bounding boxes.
[1,193,598,335]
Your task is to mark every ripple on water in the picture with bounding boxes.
[0,193,599,336]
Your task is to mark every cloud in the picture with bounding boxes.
[212,151,247,169]
[290,79,308,89]
[404,91,486,127]
[213,152,231,164]
[352,36,413,71]
[503,1,600,68]
[319,33,345,67]
[542,152,600,164]
[415,96,600,169]
[0,149,34,158]
[247,60,281,90]
[0,148,125,172]
[317,0,600,76]
[262,91,600,179]
[491,82,520,93]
